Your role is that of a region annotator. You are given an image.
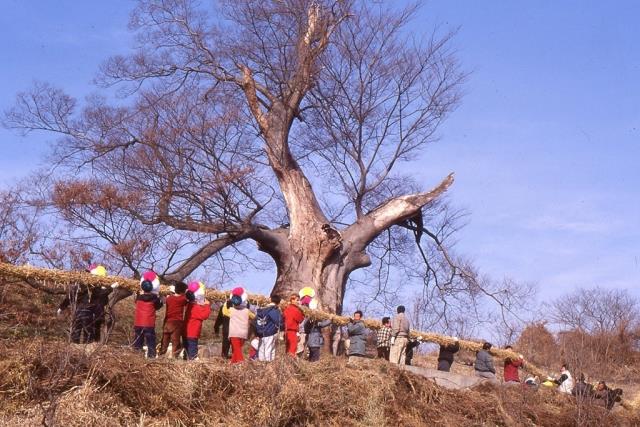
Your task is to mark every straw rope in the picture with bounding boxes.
[0,261,545,377]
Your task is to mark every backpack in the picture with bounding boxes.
[255,306,279,337]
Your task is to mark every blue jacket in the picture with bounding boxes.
[255,304,282,337]
[306,319,331,347]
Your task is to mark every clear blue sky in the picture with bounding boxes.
[1,1,638,301]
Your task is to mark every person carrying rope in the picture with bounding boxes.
[57,264,115,344]
[503,345,525,383]
[132,271,163,358]
[474,342,498,382]
[184,281,211,360]
[437,336,460,372]
[389,305,410,365]
[376,317,392,360]
[224,286,254,363]
[159,281,188,358]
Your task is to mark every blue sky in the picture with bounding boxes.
[1,1,638,301]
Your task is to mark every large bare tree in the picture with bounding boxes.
[5,0,466,314]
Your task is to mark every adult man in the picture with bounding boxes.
[594,381,623,410]
[347,310,367,357]
[404,338,421,366]
[389,305,410,365]
[437,337,460,372]
[474,342,498,381]
[255,295,283,362]
[57,264,113,344]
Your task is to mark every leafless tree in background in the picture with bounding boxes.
[3,0,530,322]
[551,287,639,378]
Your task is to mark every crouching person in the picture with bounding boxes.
[474,342,498,382]
[594,381,623,410]
[133,272,163,358]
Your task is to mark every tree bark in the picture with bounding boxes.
[257,175,454,314]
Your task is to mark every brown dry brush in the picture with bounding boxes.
[1,339,639,427]
[0,262,545,377]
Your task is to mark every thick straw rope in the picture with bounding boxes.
[0,261,544,377]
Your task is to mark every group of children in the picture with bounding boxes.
[57,266,625,411]
[132,274,255,362]
[60,268,422,365]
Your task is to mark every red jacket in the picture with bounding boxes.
[134,293,163,327]
[283,304,305,332]
[185,302,212,339]
[164,294,188,322]
[504,358,523,382]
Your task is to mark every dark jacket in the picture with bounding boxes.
[347,320,367,356]
[438,342,460,364]
[59,284,91,310]
[405,339,420,365]
[595,384,623,410]
[213,300,232,336]
[474,349,495,374]
[59,284,112,312]
[573,381,594,398]
[254,304,283,337]
[306,319,332,348]
[90,287,113,308]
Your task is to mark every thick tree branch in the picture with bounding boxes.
[163,232,249,282]
[346,173,454,247]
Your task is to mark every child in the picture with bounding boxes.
[133,271,163,358]
[213,297,233,359]
[376,317,392,361]
[283,294,305,356]
[224,287,255,363]
[255,295,282,362]
[58,263,113,344]
[248,337,260,360]
[159,281,188,358]
[305,318,332,362]
[184,281,212,360]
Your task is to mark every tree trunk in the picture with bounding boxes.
[270,245,361,314]
[259,175,454,314]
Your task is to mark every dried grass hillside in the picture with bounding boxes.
[1,281,639,427]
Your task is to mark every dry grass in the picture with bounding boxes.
[2,279,640,426]
[1,338,639,427]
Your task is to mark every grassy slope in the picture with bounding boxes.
[0,281,638,427]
